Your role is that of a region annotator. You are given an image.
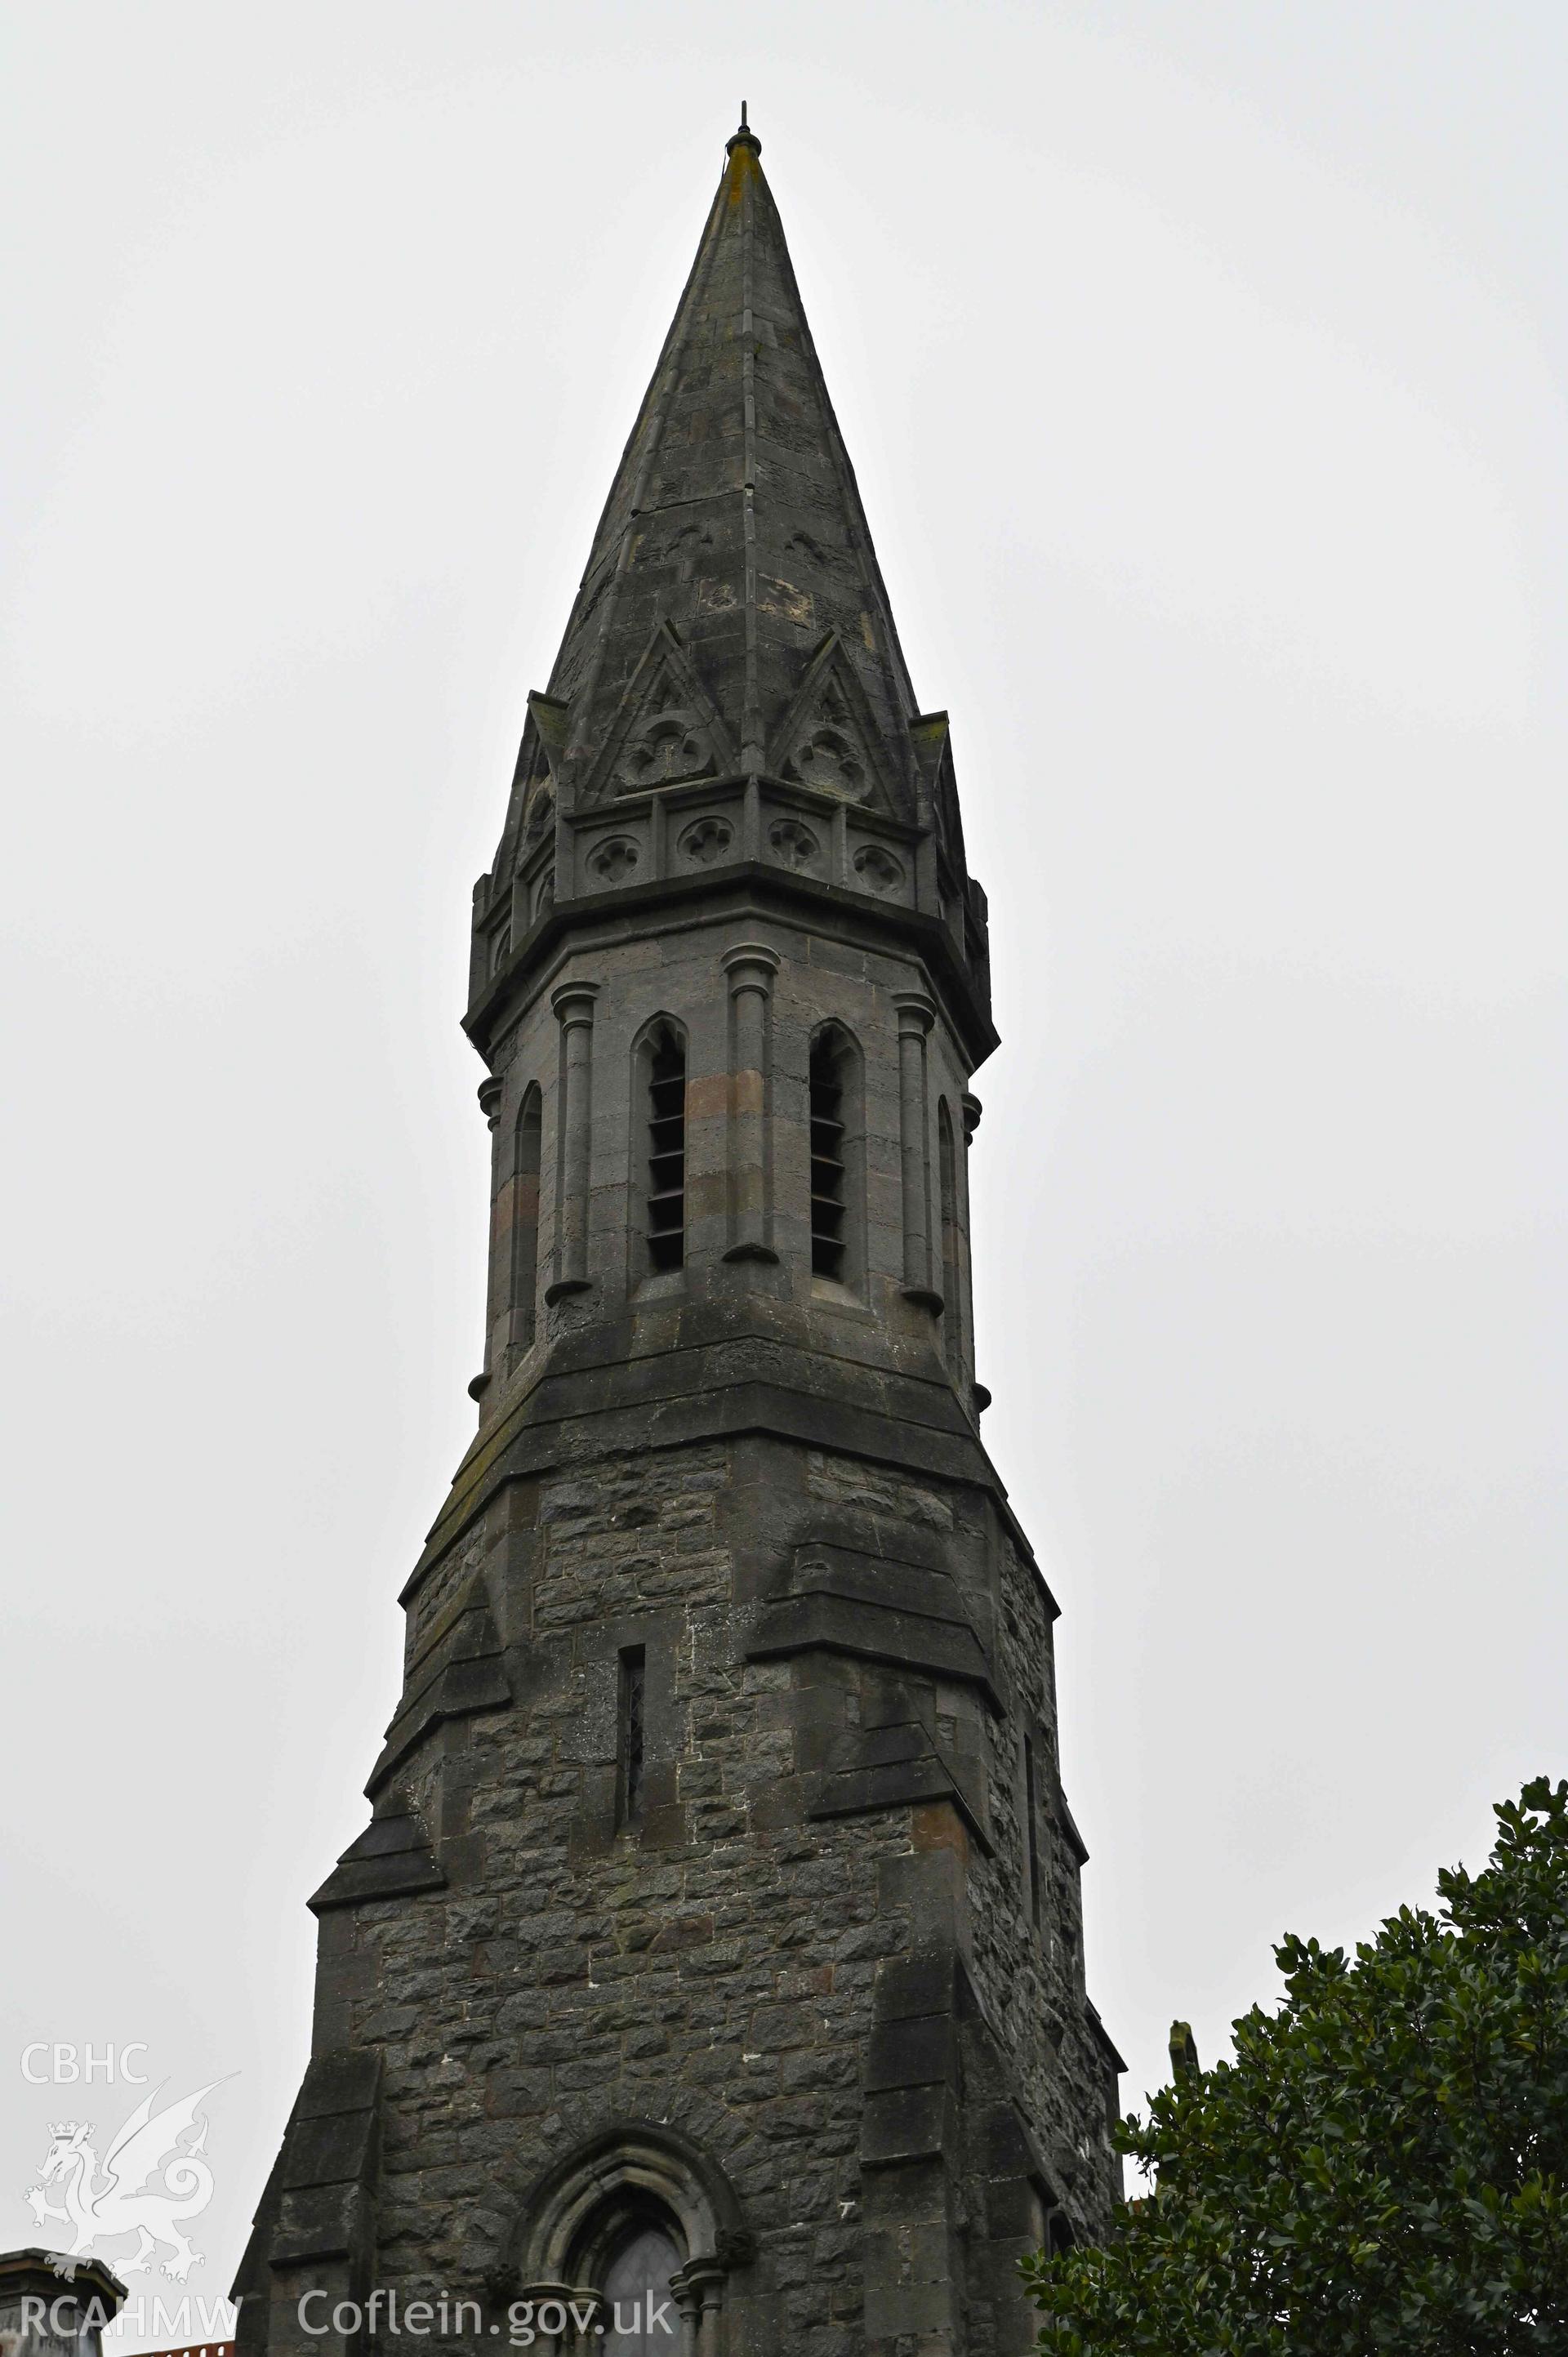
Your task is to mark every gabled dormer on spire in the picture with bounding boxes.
[469,114,991,1057]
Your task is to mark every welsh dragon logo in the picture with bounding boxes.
[24,2082,225,2281]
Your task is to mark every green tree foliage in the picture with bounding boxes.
[1024,1780,1568,2353]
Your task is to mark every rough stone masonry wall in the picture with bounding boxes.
[305,1426,1115,2349]
[326,1437,916,2351]
[804,1446,1120,2239]
[970,1537,1120,2236]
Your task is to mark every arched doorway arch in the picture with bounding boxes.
[512,2124,751,2353]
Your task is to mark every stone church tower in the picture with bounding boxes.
[236,115,1122,2357]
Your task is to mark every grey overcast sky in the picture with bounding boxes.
[2,0,1563,2328]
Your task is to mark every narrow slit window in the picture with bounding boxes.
[510,1085,542,1352]
[645,1027,686,1272]
[938,1099,961,1372]
[1024,1731,1042,1926]
[617,1646,647,1826]
[809,1031,848,1280]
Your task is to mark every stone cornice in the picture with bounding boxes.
[466,854,998,1072]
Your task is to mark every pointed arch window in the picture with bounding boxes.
[515,2124,750,2355]
[600,2221,681,2353]
[639,1022,688,1275]
[808,1023,865,1290]
[510,1085,542,1352]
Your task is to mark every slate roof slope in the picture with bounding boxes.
[485,110,985,900]
[557,113,917,791]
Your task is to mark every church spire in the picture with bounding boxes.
[482,114,984,990]
[540,109,920,798]
[236,128,1122,2357]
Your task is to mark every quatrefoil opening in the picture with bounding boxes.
[853,843,903,895]
[588,837,640,884]
[677,816,734,867]
[768,818,822,871]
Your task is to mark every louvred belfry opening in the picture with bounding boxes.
[809,1031,847,1279]
[646,1026,687,1272]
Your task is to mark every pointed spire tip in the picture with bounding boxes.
[726,99,761,159]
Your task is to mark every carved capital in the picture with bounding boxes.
[892,989,936,1038]
[720,941,782,997]
[550,979,601,1028]
[669,2255,728,2325]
